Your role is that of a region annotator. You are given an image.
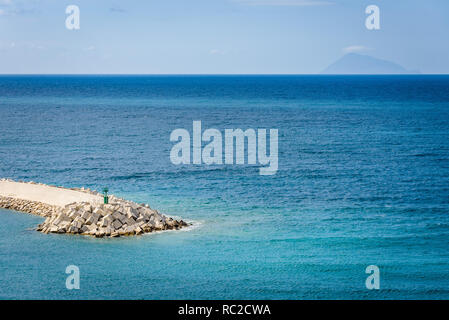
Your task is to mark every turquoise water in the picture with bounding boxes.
[0,75,448,299]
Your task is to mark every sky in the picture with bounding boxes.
[0,0,448,74]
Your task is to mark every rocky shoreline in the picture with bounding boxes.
[0,195,58,217]
[0,180,189,238]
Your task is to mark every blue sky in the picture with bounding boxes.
[1,0,448,74]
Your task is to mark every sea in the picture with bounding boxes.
[0,75,448,299]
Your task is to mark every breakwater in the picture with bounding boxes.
[0,179,188,238]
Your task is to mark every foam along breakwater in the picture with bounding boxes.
[0,179,188,238]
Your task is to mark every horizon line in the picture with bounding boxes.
[0,73,446,76]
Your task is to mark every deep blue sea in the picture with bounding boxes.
[0,75,448,299]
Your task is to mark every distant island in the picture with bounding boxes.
[322,53,418,74]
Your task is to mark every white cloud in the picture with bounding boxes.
[209,49,230,55]
[233,0,333,6]
[0,0,37,15]
[0,41,45,50]
[343,45,371,54]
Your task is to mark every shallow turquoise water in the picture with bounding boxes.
[0,75,448,299]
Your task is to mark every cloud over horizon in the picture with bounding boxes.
[342,45,372,54]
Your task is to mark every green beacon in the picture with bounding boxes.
[103,187,109,204]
